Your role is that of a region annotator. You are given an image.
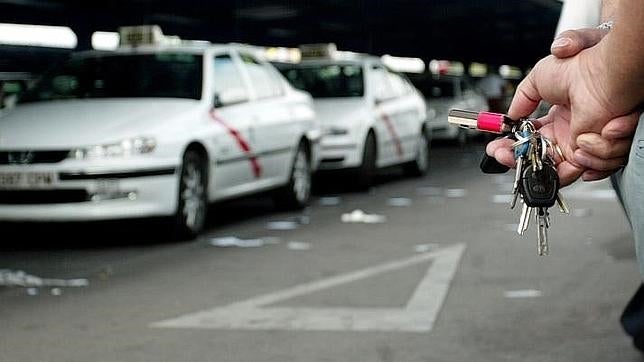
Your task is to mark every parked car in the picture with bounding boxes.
[274,47,429,188]
[407,73,488,145]
[0,26,320,239]
[0,72,35,111]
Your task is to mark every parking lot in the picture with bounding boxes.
[1,141,640,362]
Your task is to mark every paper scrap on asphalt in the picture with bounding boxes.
[209,237,280,248]
[287,241,312,251]
[504,289,542,298]
[319,197,342,206]
[341,209,387,224]
[50,288,62,296]
[446,189,467,198]
[0,269,89,288]
[265,221,299,231]
[387,197,412,207]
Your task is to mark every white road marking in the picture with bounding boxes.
[445,189,467,198]
[564,179,616,201]
[152,244,466,333]
[504,289,542,298]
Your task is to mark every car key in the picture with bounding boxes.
[448,110,571,256]
[520,158,558,208]
[510,129,532,209]
[448,109,517,134]
[520,157,558,255]
[536,207,550,255]
[448,110,517,174]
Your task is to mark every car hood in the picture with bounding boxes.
[312,98,368,126]
[0,98,202,149]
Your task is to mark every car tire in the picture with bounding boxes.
[273,141,311,210]
[172,150,208,240]
[356,132,377,190]
[403,128,431,177]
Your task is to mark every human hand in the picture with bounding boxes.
[485,105,637,186]
[548,27,640,181]
[486,106,583,187]
[550,28,608,59]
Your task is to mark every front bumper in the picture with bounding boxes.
[317,134,362,170]
[0,159,179,221]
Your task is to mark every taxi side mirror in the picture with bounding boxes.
[214,88,249,108]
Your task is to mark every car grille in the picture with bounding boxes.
[0,151,69,165]
[0,190,90,204]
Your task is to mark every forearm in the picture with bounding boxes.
[598,0,644,112]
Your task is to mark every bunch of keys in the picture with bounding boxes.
[448,109,570,256]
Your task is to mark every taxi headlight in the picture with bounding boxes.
[69,137,157,159]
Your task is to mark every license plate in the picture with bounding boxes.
[0,172,56,189]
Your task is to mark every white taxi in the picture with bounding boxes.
[0,26,320,238]
[274,45,429,188]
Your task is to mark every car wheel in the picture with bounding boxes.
[273,141,311,210]
[173,150,207,240]
[356,132,377,190]
[403,128,431,177]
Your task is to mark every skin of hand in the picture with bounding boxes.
[487,29,638,185]
[551,28,640,179]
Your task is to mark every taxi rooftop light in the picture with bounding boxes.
[119,25,167,47]
[299,43,338,59]
[299,43,365,61]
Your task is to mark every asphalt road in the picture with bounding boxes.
[0,140,641,362]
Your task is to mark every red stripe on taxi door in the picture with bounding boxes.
[209,110,262,178]
[380,112,404,158]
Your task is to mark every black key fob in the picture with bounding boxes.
[480,153,510,174]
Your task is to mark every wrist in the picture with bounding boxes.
[598,24,644,112]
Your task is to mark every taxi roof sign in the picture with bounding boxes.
[118,25,165,47]
[299,43,337,59]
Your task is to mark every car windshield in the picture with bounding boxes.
[20,53,203,103]
[279,64,364,98]
[408,77,455,99]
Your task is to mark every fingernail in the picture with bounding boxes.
[551,37,572,49]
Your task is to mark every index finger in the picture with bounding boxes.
[507,71,541,120]
[508,56,570,120]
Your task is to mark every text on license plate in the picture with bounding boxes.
[0,172,56,189]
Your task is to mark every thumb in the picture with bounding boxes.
[551,28,607,59]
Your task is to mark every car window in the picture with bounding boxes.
[240,53,283,99]
[20,53,203,103]
[278,64,364,98]
[408,77,456,99]
[371,66,394,101]
[386,70,409,97]
[213,54,249,106]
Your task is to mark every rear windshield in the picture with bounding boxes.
[278,64,364,98]
[20,53,203,103]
